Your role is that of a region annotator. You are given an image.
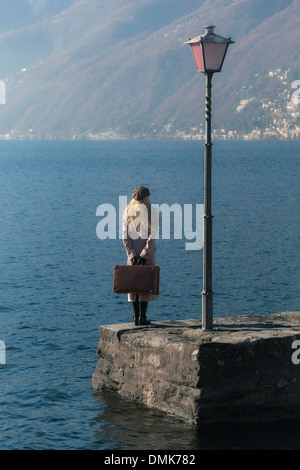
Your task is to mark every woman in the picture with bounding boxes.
[122,186,158,326]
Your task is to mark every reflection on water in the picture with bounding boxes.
[91,391,201,450]
[91,391,300,450]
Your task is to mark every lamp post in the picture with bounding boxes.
[185,26,234,330]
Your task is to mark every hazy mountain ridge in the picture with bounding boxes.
[0,0,298,140]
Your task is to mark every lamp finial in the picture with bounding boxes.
[203,25,216,34]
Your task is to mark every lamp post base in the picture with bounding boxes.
[202,290,213,330]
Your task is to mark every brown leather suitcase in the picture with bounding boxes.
[113,265,160,295]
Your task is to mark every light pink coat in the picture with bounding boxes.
[122,212,158,302]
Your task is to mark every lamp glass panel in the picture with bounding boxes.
[203,42,228,71]
[191,44,204,72]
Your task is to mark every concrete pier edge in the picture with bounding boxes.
[92,311,300,424]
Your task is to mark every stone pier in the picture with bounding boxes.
[92,311,300,424]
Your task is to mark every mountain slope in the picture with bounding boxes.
[0,0,298,139]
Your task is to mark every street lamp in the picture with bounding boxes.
[185,26,234,330]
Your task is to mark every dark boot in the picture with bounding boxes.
[139,301,150,325]
[131,298,140,326]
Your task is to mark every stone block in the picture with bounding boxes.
[92,312,300,424]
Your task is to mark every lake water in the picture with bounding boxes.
[0,139,299,450]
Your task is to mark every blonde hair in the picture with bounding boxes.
[125,197,152,234]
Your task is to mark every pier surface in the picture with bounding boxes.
[92,311,300,424]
